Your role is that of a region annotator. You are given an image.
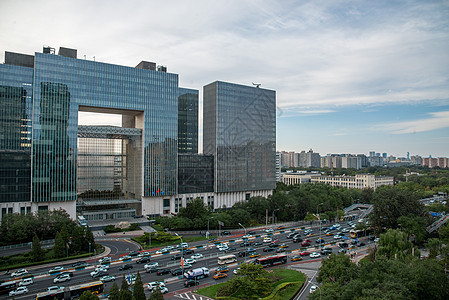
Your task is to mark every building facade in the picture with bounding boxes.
[178,88,198,154]
[310,174,394,190]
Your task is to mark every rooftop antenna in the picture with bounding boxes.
[252,82,261,88]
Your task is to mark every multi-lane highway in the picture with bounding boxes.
[2,219,375,299]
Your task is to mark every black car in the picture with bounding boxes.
[119,264,133,271]
[357,242,366,247]
[320,247,333,255]
[240,241,251,247]
[136,257,150,264]
[157,268,171,276]
[128,251,140,257]
[221,231,231,235]
[263,247,275,252]
[182,249,194,255]
[171,268,183,276]
[287,232,297,239]
[171,254,183,260]
[72,261,88,268]
[224,247,236,253]
[339,242,349,248]
[184,279,199,287]
[293,237,303,243]
[146,267,159,273]
[248,231,256,235]
[276,248,286,253]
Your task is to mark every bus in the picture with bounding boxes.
[350,228,374,239]
[254,254,287,268]
[36,281,103,300]
[77,215,88,227]
[218,254,237,265]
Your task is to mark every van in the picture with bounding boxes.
[19,278,33,286]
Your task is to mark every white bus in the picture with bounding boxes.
[218,254,237,265]
[77,215,87,227]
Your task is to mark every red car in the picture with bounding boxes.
[300,251,311,256]
[302,241,310,246]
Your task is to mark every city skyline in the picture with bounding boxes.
[1,0,448,157]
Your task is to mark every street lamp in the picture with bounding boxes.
[207,216,214,239]
[308,280,322,300]
[317,203,324,247]
[175,233,184,275]
[238,222,247,236]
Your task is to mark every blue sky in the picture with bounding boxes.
[1,0,448,157]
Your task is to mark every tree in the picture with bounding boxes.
[377,229,415,260]
[397,214,426,244]
[177,197,210,220]
[79,290,99,300]
[426,238,443,258]
[53,232,66,258]
[225,263,272,298]
[439,224,449,243]
[118,275,132,300]
[30,234,44,262]
[108,282,120,300]
[317,253,358,285]
[133,272,146,300]
[70,226,84,254]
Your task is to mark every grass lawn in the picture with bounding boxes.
[196,268,306,299]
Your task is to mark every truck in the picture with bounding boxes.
[184,267,209,280]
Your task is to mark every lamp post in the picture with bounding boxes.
[317,203,324,247]
[238,222,246,236]
[175,233,184,275]
[207,216,214,239]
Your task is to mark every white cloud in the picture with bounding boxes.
[378,111,449,134]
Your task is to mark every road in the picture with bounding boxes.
[2,218,375,299]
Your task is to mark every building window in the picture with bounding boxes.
[38,206,48,212]
[20,207,25,214]
[8,207,13,214]
[163,198,170,209]
[26,207,31,214]
[1,208,6,217]
[245,193,251,201]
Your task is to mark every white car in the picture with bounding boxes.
[11,269,28,277]
[19,278,33,286]
[233,267,240,275]
[9,286,28,296]
[145,262,159,269]
[147,281,166,290]
[265,228,274,233]
[216,243,228,248]
[218,245,229,251]
[177,242,189,249]
[333,235,342,240]
[48,266,64,273]
[53,274,71,283]
[263,237,272,243]
[47,286,63,292]
[310,252,321,258]
[184,258,196,264]
[138,251,150,257]
[94,265,109,272]
[310,285,318,293]
[243,234,252,238]
[191,253,203,259]
[182,263,193,269]
[99,257,111,264]
[342,228,349,233]
[121,255,132,261]
[100,275,116,283]
[165,245,175,250]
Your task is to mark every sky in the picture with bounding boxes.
[1,0,448,158]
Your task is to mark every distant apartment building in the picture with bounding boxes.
[276,152,282,181]
[310,174,394,190]
[422,157,449,169]
[282,172,321,185]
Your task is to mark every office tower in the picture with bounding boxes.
[178,88,198,154]
[203,81,276,197]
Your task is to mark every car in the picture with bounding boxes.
[48,266,64,273]
[374,238,380,243]
[119,264,133,271]
[60,271,73,278]
[53,274,71,283]
[165,246,175,251]
[357,242,366,247]
[99,257,111,264]
[145,261,159,269]
[320,247,333,255]
[171,254,183,260]
[293,237,303,243]
[279,243,289,248]
[339,242,349,248]
[177,242,189,249]
[238,251,248,257]
[147,281,166,290]
[243,234,252,238]
[310,252,321,258]
[287,232,297,238]
[304,229,313,235]
[290,255,303,262]
[136,257,150,264]
[265,228,274,233]
[191,253,203,259]
[9,286,28,296]
[94,265,109,272]
[263,237,272,243]
[128,251,140,257]
[253,241,262,247]
[182,263,193,269]
[171,268,183,276]
[218,245,230,251]
[301,241,311,246]
[249,253,261,258]
[224,247,237,253]
[138,251,150,257]
[100,275,116,283]
[333,235,342,239]
[184,279,199,287]
[248,231,256,235]
[276,248,286,253]
[182,249,194,255]
[72,261,88,268]
[342,228,349,233]
[146,267,159,273]
[338,248,347,253]
[221,231,231,235]
[263,247,276,252]
[184,258,196,264]
[326,231,333,236]
[47,286,63,292]
[216,266,229,273]
[157,268,172,276]
[11,269,28,277]
[19,278,33,286]
[91,270,108,278]
[300,251,310,256]
[240,241,251,247]
[277,226,286,230]
[310,285,318,293]
[121,255,132,261]
[213,272,228,280]
[316,238,324,244]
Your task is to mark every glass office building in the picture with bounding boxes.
[178,88,198,154]
[203,81,276,193]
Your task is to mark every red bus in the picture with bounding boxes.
[254,255,287,268]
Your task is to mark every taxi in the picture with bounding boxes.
[213,272,228,280]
